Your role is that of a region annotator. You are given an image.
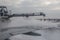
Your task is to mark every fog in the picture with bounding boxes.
[0,0,60,40]
[0,0,60,17]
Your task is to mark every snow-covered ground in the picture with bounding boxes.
[10,29,60,40]
[9,17,60,40]
[0,17,60,40]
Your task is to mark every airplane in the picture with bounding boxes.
[0,6,57,40]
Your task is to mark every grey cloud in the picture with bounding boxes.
[0,0,60,17]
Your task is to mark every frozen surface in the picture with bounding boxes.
[0,17,60,40]
[0,17,58,29]
[9,17,60,40]
[10,29,60,40]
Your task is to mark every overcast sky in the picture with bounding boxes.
[0,0,60,17]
